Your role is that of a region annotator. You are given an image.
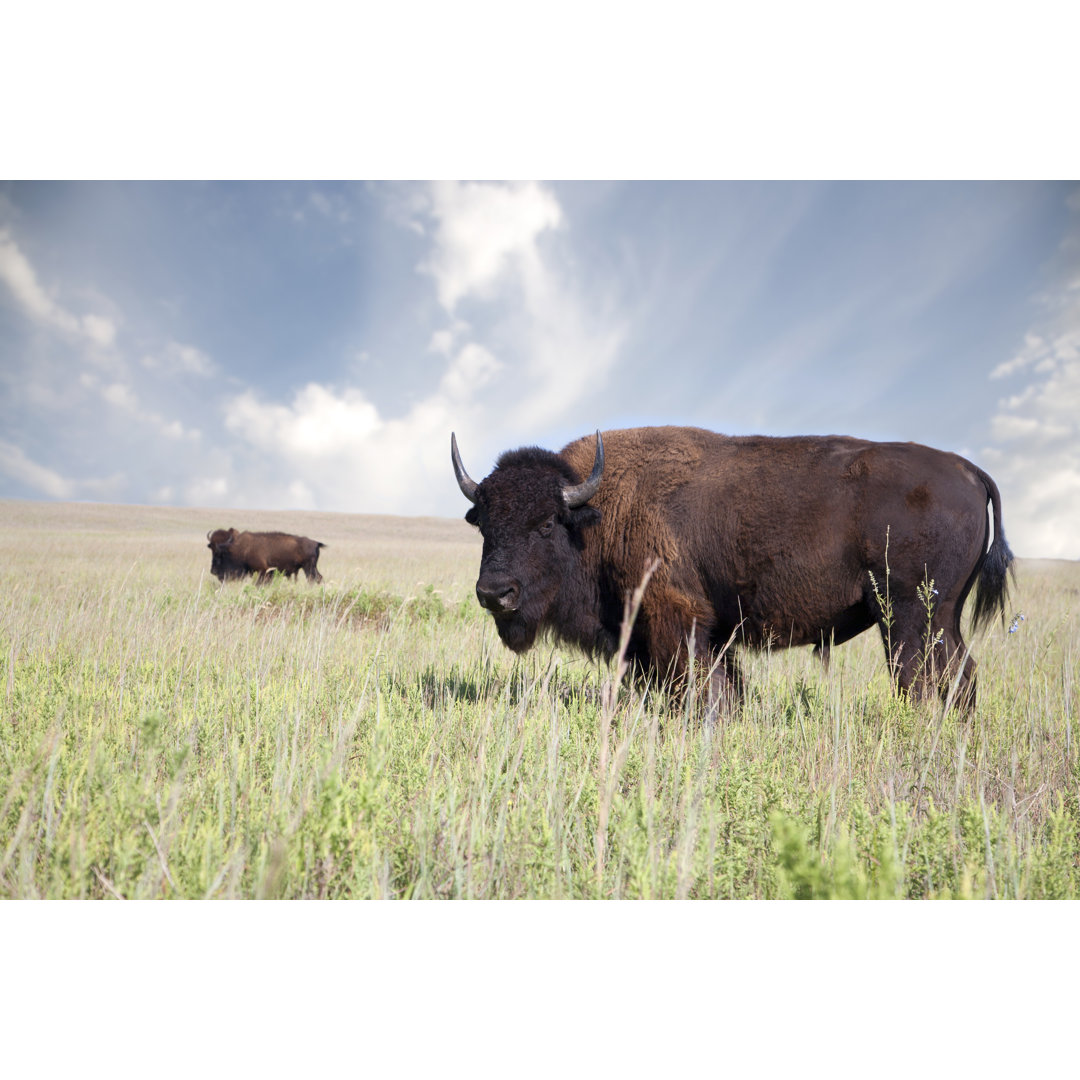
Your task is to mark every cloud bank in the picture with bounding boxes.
[0,224,214,501]
[981,260,1080,557]
[0,228,116,348]
[212,180,626,514]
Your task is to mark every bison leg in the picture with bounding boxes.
[636,597,725,709]
[303,560,323,584]
[703,649,743,717]
[879,599,977,711]
[931,600,977,711]
[684,618,743,716]
[813,638,831,672]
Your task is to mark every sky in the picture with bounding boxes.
[1,179,1079,558]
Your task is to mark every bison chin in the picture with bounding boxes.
[491,611,541,654]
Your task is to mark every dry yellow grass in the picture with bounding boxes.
[0,498,482,597]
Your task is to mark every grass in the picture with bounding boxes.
[1,498,1078,899]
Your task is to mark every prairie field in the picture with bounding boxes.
[1,498,1078,900]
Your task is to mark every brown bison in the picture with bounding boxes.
[206,528,325,584]
[451,426,1013,710]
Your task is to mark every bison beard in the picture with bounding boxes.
[452,426,1014,712]
[491,610,542,654]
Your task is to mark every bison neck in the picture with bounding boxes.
[543,552,622,662]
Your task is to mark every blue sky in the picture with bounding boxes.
[1,180,1078,557]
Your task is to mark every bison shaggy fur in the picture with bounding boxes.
[206,528,325,584]
[453,426,1013,711]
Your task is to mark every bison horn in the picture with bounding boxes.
[563,430,604,508]
[451,432,479,504]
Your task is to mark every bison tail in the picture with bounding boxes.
[970,467,1015,632]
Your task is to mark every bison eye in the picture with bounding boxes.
[537,515,555,537]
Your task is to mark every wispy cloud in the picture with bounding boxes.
[140,341,216,378]
[0,219,214,503]
[421,179,625,430]
[0,438,75,498]
[220,181,627,513]
[79,373,202,442]
[0,437,125,501]
[0,228,116,348]
[226,383,382,458]
[981,199,1080,558]
[420,180,563,312]
[221,336,506,513]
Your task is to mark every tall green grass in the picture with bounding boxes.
[1,501,1077,898]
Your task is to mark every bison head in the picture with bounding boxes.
[452,431,604,653]
[207,528,244,581]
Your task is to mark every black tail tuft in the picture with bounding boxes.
[971,532,1014,631]
[970,466,1014,633]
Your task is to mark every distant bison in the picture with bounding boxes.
[206,528,325,584]
[452,426,1013,710]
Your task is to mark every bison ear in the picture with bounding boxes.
[568,505,601,533]
[465,506,480,527]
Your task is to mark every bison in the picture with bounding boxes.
[451,426,1013,710]
[206,528,326,584]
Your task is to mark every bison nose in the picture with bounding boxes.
[476,577,521,614]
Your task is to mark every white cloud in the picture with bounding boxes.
[221,337,510,514]
[0,438,125,501]
[226,383,382,457]
[102,382,139,411]
[0,220,217,514]
[141,341,216,377]
[80,372,200,441]
[2,182,626,518]
[222,377,459,514]
[438,343,501,402]
[306,189,352,225]
[0,228,116,349]
[420,180,563,311]
[186,476,230,505]
[82,313,117,348]
[0,438,75,498]
[428,318,471,357]
[990,333,1044,379]
[982,198,1080,558]
[510,269,625,428]
[219,181,627,515]
[0,229,71,326]
[419,180,625,430]
[984,361,1080,558]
